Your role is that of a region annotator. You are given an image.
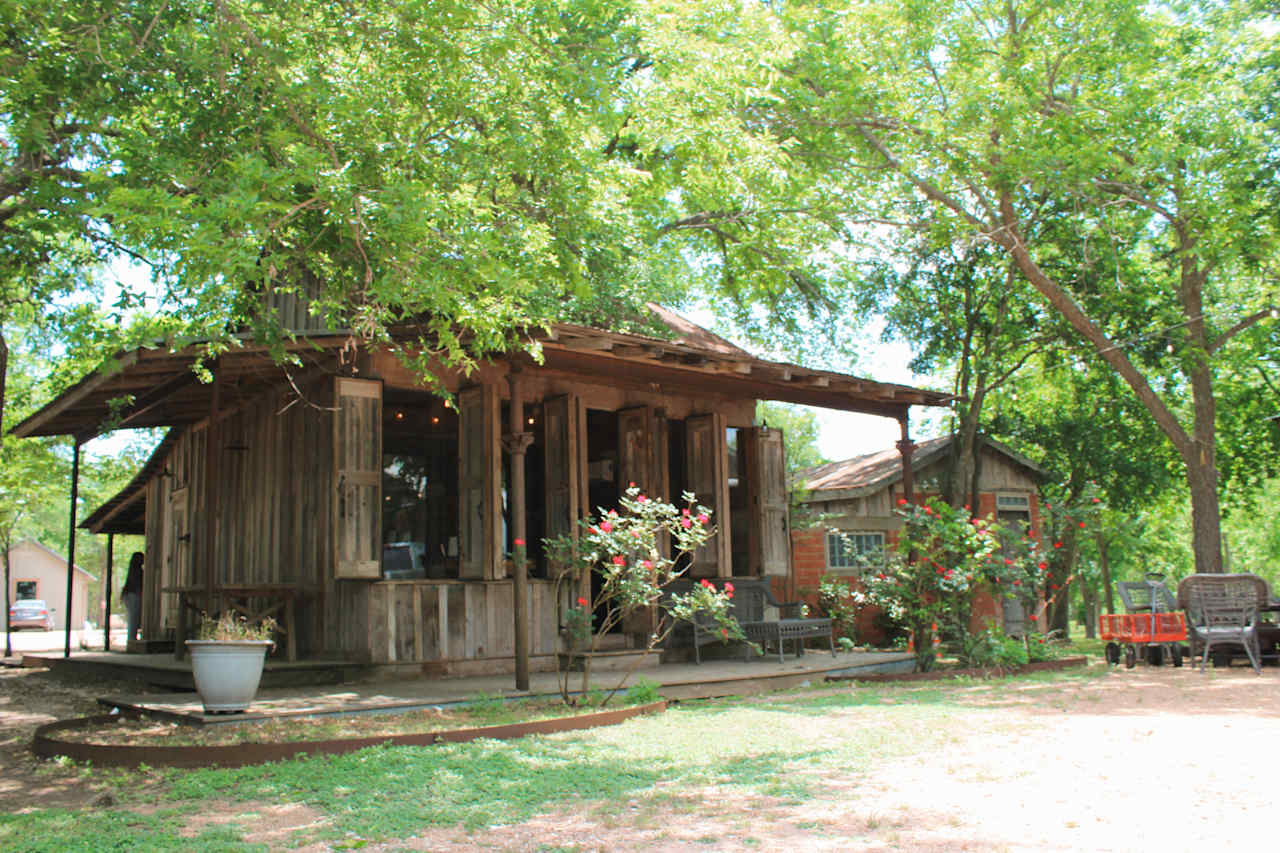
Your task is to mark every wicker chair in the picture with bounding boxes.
[1177,574,1263,674]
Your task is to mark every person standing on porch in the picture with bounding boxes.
[122,552,143,646]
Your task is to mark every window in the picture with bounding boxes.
[15,581,37,600]
[827,531,885,570]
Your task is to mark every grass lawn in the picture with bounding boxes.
[0,666,1107,852]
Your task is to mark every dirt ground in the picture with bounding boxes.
[3,662,1279,851]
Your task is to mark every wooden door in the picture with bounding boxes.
[684,413,729,577]
[333,377,382,579]
[744,427,790,578]
[617,406,652,496]
[542,394,581,573]
[458,384,500,579]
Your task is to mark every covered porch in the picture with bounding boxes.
[11,307,949,686]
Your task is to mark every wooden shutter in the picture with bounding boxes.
[745,427,790,577]
[617,406,652,495]
[458,384,500,579]
[543,394,581,573]
[333,377,382,579]
[685,413,729,577]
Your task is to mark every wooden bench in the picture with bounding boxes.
[667,577,836,664]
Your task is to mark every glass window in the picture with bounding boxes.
[827,531,885,570]
[382,394,460,579]
[15,581,37,599]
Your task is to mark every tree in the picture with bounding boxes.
[744,0,1280,574]
[1,0,804,421]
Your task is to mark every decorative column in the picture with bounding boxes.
[896,412,916,504]
[504,370,534,691]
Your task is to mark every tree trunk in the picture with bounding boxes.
[1095,529,1115,616]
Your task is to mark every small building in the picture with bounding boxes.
[791,434,1050,642]
[4,540,97,631]
[13,303,949,677]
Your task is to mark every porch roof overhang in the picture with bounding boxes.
[79,430,182,535]
[11,315,951,442]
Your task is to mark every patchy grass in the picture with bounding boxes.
[0,670,1101,851]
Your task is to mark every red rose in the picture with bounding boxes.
[696,513,709,524]
[1078,521,1086,528]
[611,555,626,566]
[897,498,908,506]
[600,521,613,533]
[724,582,734,593]
[1054,542,1063,549]
[513,538,525,547]
[577,597,589,607]
[681,518,692,529]
[642,559,654,569]
[700,578,713,588]
[1013,580,1022,586]
[637,495,648,503]
[1037,562,1047,570]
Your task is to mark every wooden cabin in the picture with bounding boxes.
[791,434,1050,640]
[13,306,948,677]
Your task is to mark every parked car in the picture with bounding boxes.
[8,599,54,631]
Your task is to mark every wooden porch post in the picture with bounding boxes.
[203,371,221,601]
[103,533,114,652]
[896,411,916,504]
[504,370,534,691]
[63,438,82,658]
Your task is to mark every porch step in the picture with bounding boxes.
[559,648,657,673]
[590,633,634,651]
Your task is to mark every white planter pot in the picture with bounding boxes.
[186,640,272,713]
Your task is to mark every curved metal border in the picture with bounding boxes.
[824,656,1089,683]
[33,700,667,769]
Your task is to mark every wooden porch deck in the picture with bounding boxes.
[41,648,914,725]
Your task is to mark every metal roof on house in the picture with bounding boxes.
[795,434,1051,502]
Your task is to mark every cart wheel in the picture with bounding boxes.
[1124,645,1137,669]
[1104,642,1121,666]
[1171,644,1183,667]
[1147,646,1164,666]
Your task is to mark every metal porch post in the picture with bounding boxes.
[103,533,114,651]
[64,438,82,658]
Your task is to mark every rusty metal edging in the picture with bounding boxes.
[824,656,1089,683]
[33,700,667,769]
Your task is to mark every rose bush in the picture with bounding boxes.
[546,485,743,705]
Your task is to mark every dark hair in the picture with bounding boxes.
[128,551,144,573]
[123,551,145,594]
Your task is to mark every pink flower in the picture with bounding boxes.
[588,526,598,535]
[721,628,729,638]
[611,555,626,566]
[1013,580,1022,586]
[642,559,653,569]
[1078,521,1085,528]
[696,513,708,524]
[637,494,648,503]
[513,538,525,547]
[897,498,908,506]
[1037,562,1047,570]
[1091,497,1101,504]
[724,582,734,593]
[600,521,613,533]
[699,578,713,588]
[629,481,636,488]
[577,596,589,607]
[1053,542,1063,549]
[1003,558,1013,566]
[680,518,692,529]
[682,508,690,516]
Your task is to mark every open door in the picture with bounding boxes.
[458,384,501,579]
[543,394,582,573]
[617,406,653,495]
[744,426,789,578]
[333,377,382,579]
[685,413,730,577]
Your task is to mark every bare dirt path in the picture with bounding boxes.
[373,666,1280,852]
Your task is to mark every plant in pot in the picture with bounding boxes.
[186,612,278,714]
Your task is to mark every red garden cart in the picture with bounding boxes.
[1100,574,1187,668]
